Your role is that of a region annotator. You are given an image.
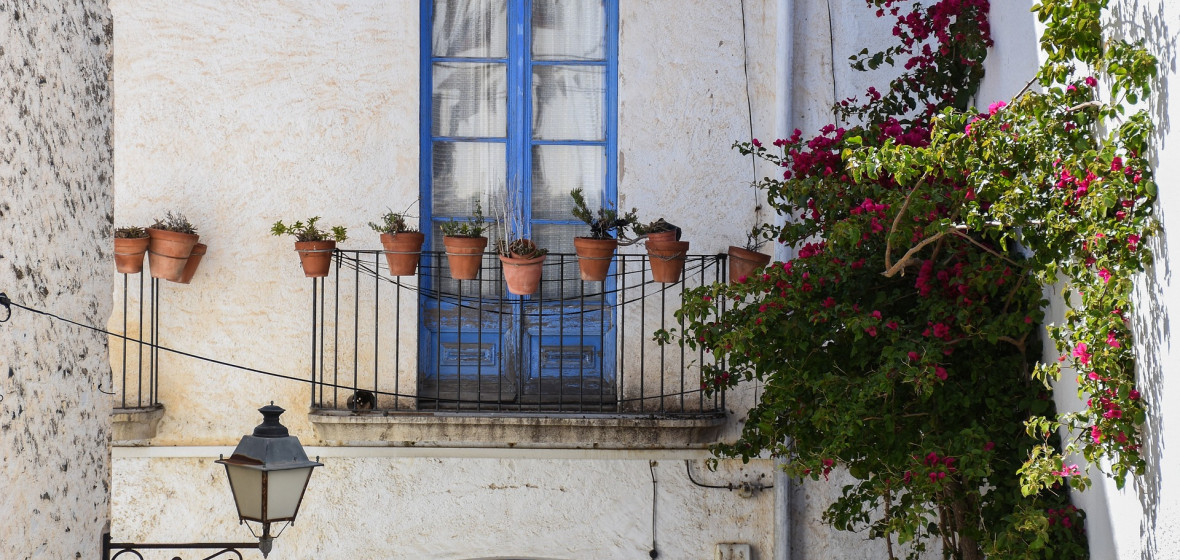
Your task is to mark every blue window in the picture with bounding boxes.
[420,0,618,407]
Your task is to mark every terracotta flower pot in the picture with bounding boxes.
[113,237,150,274]
[147,228,199,281]
[380,232,425,276]
[443,236,488,280]
[499,253,546,295]
[294,240,336,278]
[644,230,679,243]
[646,239,690,283]
[573,237,618,282]
[175,243,207,284]
[727,246,772,284]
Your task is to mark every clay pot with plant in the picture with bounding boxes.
[634,218,688,283]
[370,205,424,276]
[271,217,348,278]
[114,226,150,275]
[440,201,489,280]
[570,187,638,282]
[498,238,548,296]
[495,193,548,295]
[728,225,772,283]
[146,212,199,282]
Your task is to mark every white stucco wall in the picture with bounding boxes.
[1072,1,1180,557]
[108,1,785,558]
[983,1,1180,558]
[0,1,114,558]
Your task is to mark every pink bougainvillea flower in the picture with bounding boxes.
[871,310,882,319]
[1085,76,1098,87]
[1073,342,1091,365]
[1130,389,1141,400]
[864,326,878,337]
[1098,268,1111,283]
[983,441,995,451]
[1128,234,1141,251]
[1091,425,1103,443]
[988,100,1006,115]
[1107,331,1121,348]
[935,366,948,380]
[908,351,921,361]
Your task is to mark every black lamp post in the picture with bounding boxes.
[104,404,320,559]
[217,404,322,557]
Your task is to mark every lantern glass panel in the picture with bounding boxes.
[267,468,313,520]
[225,465,263,520]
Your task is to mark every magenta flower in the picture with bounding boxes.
[935,366,948,380]
[1107,331,1121,348]
[1073,342,1091,366]
[1085,76,1098,87]
[1098,268,1111,283]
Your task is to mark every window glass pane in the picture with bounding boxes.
[432,141,506,217]
[432,62,507,138]
[531,65,605,141]
[531,0,605,61]
[433,0,507,58]
[531,144,605,221]
[532,224,590,299]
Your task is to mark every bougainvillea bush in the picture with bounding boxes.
[672,0,1156,558]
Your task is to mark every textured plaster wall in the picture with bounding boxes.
[113,454,775,560]
[0,0,114,558]
[108,1,784,558]
[109,0,421,443]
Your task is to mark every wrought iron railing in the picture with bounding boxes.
[111,272,160,409]
[310,250,727,416]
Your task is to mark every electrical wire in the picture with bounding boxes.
[0,294,729,409]
[649,460,660,559]
[685,459,774,491]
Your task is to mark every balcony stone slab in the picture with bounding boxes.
[111,404,165,444]
[308,410,727,449]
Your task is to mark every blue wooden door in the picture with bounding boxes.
[419,0,618,408]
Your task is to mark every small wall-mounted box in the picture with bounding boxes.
[715,543,751,560]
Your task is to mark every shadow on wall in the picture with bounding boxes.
[1111,1,1176,559]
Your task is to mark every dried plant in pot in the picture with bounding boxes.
[634,218,688,283]
[271,217,348,278]
[113,226,150,275]
[146,212,199,281]
[370,204,423,276]
[440,200,489,280]
[728,225,772,284]
[495,192,548,295]
[570,187,637,282]
[497,238,548,296]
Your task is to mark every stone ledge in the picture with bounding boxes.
[111,404,165,444]
[308,410,728,449]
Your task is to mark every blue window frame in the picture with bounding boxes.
[419,0,619,406]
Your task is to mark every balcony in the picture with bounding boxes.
[307,249,730,447]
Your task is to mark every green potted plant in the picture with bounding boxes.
[440,201,489,280]
[570,187,638,282]
[495,194,548,295]
[727,225,772,283]
[146,212,199,282]
[271,217,348,278]
[113,226,150,275]
[634,218,688,283]
[370,205,424,276]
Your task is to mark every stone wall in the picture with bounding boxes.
[0,1,114,558]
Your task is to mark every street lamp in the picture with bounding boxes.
[104,403,321,559]
[217,404,322,557]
